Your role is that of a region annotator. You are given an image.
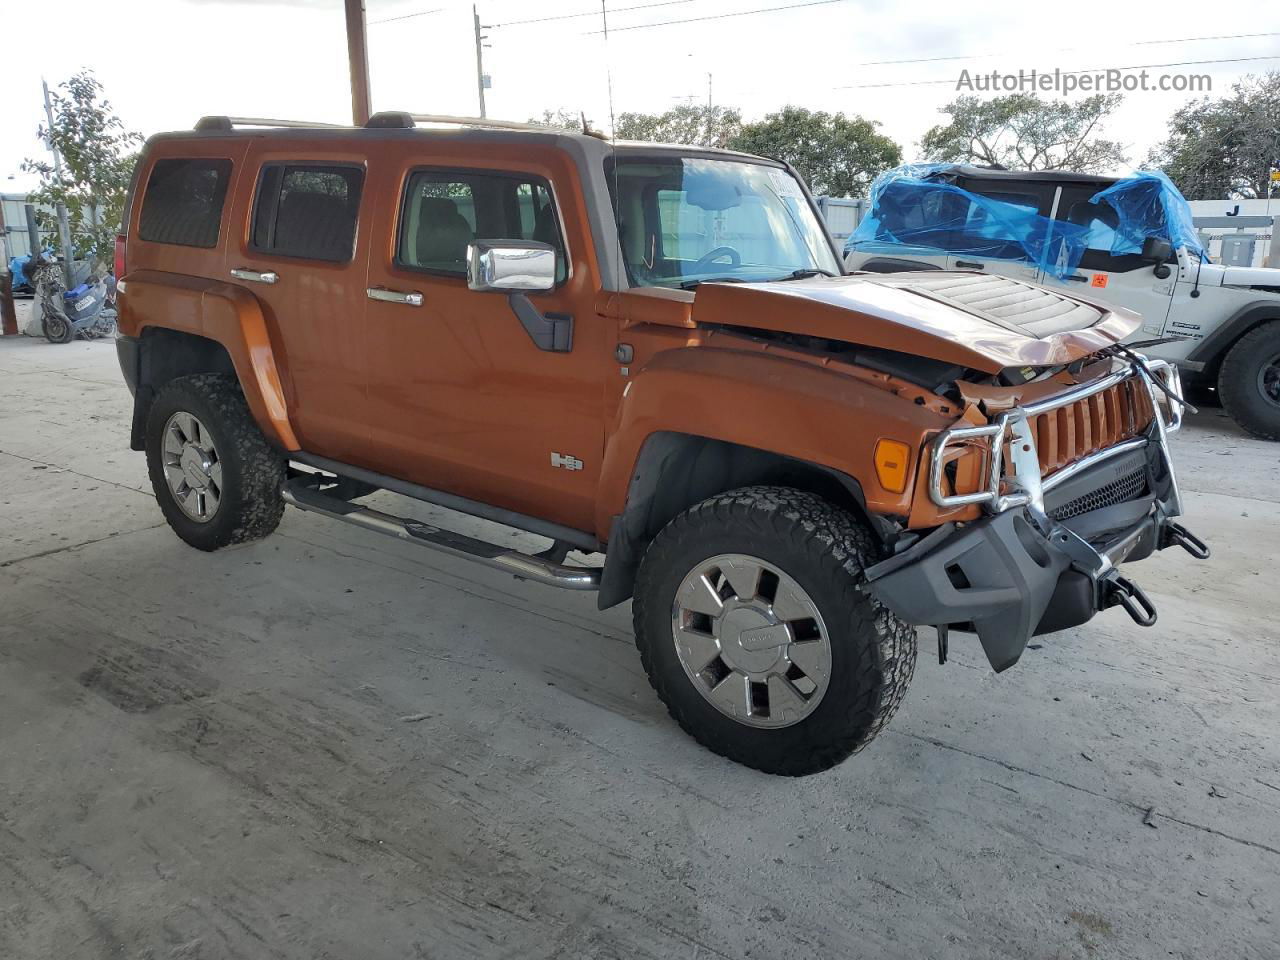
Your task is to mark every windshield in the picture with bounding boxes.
[608,156,841,288]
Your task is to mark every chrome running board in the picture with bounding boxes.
[282,477,601,591]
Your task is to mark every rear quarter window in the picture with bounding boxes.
[137,158,233,247]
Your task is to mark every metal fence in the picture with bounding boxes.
[813,196,867,244]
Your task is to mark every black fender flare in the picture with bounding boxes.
[596,432,887,610]
[1186,301,1280,373]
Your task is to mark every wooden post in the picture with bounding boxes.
[0,201,17,336]
[345,0,372,126]
[0,273,16,336]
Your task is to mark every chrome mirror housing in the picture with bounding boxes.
[467,240,557,293]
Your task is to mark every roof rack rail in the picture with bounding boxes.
[363,111,551,133]
[195,116,348,132]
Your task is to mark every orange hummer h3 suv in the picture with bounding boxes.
[114,112,1208,775]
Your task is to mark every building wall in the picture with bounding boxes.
[2,193,57,261]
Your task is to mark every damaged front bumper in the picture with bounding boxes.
[865,359,1211,672]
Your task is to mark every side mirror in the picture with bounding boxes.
[467,240,557,294]
[1141,236,1173,263]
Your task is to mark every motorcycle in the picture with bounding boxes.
[28,253,117,344]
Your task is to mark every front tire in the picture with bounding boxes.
[633,486,916,776]
[1219,321,1280,441]
[145,374,285,551]
[43,311,72,344]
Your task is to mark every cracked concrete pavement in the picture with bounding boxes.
[0,335,1276,959]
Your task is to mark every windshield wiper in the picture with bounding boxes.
[775,268,838,281]
[678,276,747,290]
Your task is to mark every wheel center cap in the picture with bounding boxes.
[180,445,212,490]
[717,603,790,674]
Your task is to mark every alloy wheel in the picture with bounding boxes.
[162,411,223,522]
[670,553,832,728]
[1257,351,1280,409]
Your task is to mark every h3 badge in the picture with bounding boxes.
[550,452,584,472]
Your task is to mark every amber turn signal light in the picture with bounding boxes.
[874,439,911,494]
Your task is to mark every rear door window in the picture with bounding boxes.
[251,164,364,262]
[396,170,566,281]
[137,158,232,247]
[960,180,1054,217]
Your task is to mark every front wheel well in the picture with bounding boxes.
[1188,309,1280,384]
[597,432,888,609]
[127,327,238,450]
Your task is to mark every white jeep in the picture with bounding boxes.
[845,165,1280,440]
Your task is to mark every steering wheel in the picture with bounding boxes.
[692,246,741,272]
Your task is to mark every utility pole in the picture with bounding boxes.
[41,79,75,286]
[344,0,372,125]
[473,5,488,119]
[707,73,713,109]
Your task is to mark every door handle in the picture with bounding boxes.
[367,287,424,307]
[1064,274,1089,282]
[954,260,985,270]
[230,268,279,284]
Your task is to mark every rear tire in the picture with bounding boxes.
[1218,321,1280,441]
[145,374,285,551]
[633,486,916,776]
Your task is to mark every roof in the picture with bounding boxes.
[165,114,774,166]
[930,164,1120,187]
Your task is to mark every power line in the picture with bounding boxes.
[369,6,444,25]
[582,0,854,35]
[853,31,1280,68]
[1134,31,1280,47]
[489,0,700,29]
[834,55,1280,90]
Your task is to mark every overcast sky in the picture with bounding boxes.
[1,0,1276,195]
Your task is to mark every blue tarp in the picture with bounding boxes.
[1088,171,1206,261]
[847,164,1205,280]
[847,164,1088,280]
[7,252,48,288]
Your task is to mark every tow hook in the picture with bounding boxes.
[1102,573,1158,627]
[1161,521,1211,560]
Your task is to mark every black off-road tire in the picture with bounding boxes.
[633,486,917,776]
[145,374,286,551]
[1219,321,1280,441]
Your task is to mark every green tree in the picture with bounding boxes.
[729,106,901,197]
[22,70,142,269]
[921,94,1125,173]
[1148,73,1280,200]
[527,108,586,132]
[614,104,743,149]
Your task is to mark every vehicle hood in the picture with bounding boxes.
[690,272,1140,374]
[1217,263,1280,288]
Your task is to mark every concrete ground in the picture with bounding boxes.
[1,334,1276,960]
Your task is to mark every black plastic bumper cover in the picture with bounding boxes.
[866,501,1184,672]
[116,335,141,396]
[866,510,1073,672]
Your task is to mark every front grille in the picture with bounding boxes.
[1031,377,1155,477]
[1048,467,1147,521]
